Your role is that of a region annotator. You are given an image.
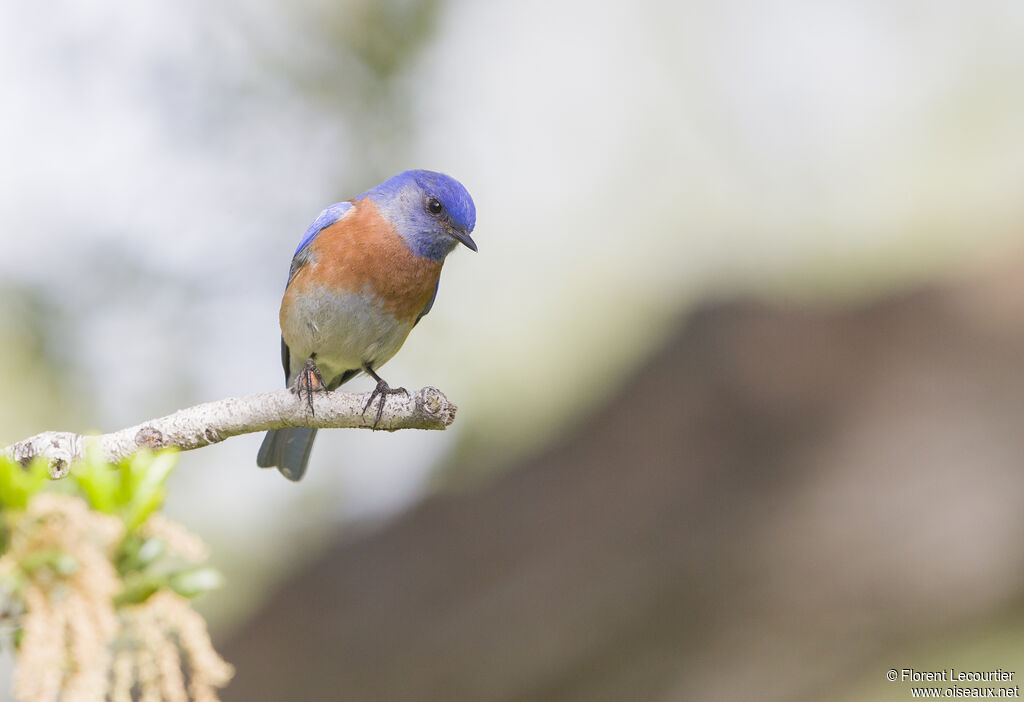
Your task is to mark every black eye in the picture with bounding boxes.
[426,197,444,215]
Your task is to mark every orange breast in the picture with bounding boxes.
[291,199,444,322]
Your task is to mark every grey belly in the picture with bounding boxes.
[282,286,412,383]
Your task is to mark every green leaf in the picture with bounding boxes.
[136,536,166,567]
[19,548,78,576]
[116,534,166,575]
[122,450,177,531]
[70,446,118,513]
[167,567,224,598]
[71,448,179,529]
[0,455,50,510]
[115,576,162,607]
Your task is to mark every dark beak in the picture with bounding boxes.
[450,228,478,252]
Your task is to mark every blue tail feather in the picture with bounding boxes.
[257,427,317,481]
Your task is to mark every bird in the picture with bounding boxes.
[256,170,477,481]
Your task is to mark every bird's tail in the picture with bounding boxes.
[256,427,318,481]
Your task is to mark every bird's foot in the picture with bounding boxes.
[361,366,408,429]
[292,357,327,415]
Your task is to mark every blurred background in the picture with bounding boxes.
[2,0,1024,700]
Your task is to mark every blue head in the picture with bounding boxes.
[363,170,477,261]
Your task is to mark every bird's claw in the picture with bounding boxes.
[292,357,327,415]
[362,378,408,429]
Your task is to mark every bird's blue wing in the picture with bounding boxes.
[287,201,354,284]
[294,201,353,255]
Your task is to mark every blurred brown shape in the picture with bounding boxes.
[223,267,1024,702]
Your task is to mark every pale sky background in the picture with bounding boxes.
[1,0,1024,636]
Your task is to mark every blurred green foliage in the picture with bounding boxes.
[0,449,221,610]
[336,0,442,79]
[0,458,49,512]
[840,617,1024,702]
[73,447,177,531]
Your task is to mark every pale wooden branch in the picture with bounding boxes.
[4,387,457,479]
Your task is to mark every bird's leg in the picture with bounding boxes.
[361,364,408,429]
[292,355,327,416]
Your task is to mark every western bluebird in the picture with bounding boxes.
[256,170,477,481]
